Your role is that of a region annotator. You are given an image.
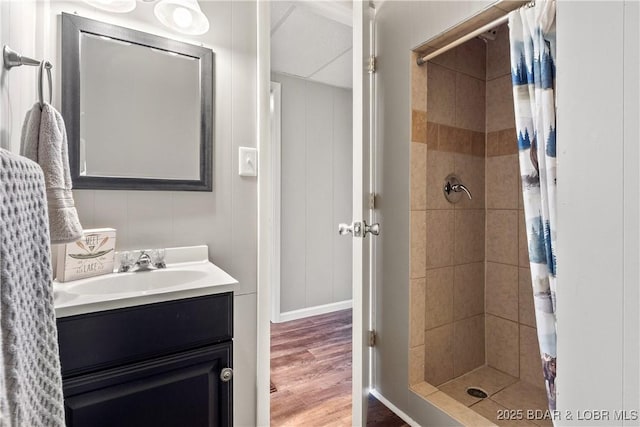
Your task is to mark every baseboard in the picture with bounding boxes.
[274,300,352,323]
[370,389,420,427]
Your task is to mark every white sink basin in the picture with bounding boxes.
[53,245,238,318]
[65,269,209,295]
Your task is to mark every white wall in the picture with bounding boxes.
[1,2,259,425]
[0,1,49,152]
[556,1,639,425]
[372,1,639,426]
[271,72,352,317]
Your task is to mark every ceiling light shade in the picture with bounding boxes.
[82,0,136,13]
[154,0,210,35]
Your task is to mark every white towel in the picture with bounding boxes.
[21,103,83,244]
[0,148,65,427]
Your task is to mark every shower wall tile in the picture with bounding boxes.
[486,262,519,321]
[484,40,538,388]
[486,154,519,209]
[425,267,454,329]
[486,209,518,265]
[439,125,471,154]
[425,324,454,386]
[471,131,486,157]
[518,176,524,209]
[412,109,428,143]
[455,38,487,80]
[410,278,426,347]
[453,315,485,376]
[426,148,454,210]
[411,52,428,112]
[410,345,426,386]
[411,210,427,279]
[519,210,530,266]
[487,23,511,81]
[427,63,456,126]
[486,75,516,132]
[519,268,536,328]
[520,325,545,389]
[453,262,484,320]
[411,142,427,210]
[454,209,485,264]
[429,48,456,70]
[456,73,486,132]
[486,314,520,377]
[454,154,485,210]
[487,128,518,157]
[428,36,486,80]
[426,121,439,147]
[486,131,500,156]
[426,210,454,268]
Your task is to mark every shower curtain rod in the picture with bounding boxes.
[416,1,534,66]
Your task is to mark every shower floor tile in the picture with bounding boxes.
[471,399,537,427]
[439,366,519,406]
[491,381,553,427]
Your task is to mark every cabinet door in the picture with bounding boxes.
[63,343,232,427]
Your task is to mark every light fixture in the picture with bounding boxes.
[154,0,210,35]
[81,0,137,13]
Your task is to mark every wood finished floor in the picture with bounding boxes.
[270,309,407,426]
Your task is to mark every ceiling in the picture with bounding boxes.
[271,1,353,89]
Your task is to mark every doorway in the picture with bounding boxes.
[268,1,355,424]
[258,1,407,425]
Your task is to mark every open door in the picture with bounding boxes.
[346,2,375,425]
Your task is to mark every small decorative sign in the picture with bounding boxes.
[56,228,117,282]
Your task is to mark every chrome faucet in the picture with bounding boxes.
[449,182,472,200]
[134,251,152,271]
[443,174,472,203]
[118,249,166,273]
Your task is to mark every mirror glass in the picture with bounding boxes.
[62,13,214,191]
[80,33,200,180]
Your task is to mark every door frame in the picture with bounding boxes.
[269,81,282,324]
[256,0,271,425]
[351,1,372,424]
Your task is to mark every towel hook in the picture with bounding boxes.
[38,60,53,108]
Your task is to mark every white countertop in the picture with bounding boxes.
[54,246,237,318]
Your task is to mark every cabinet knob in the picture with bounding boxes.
[220,367,233,382]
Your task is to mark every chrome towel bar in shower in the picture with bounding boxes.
[3,45,53,108]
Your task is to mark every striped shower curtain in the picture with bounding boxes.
[509,1,557,412]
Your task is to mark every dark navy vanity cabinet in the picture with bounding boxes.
[56,292,233,427]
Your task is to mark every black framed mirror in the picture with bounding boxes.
[61,13,213,191]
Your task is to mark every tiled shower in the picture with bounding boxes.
[409,25,550,424]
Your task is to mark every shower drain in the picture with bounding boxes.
[466,387,488,399]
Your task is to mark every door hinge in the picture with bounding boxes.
[368,192,377,209]
[368,55,376,74]
[368,330,377,347]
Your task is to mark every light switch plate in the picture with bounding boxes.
[238,147,258,177]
